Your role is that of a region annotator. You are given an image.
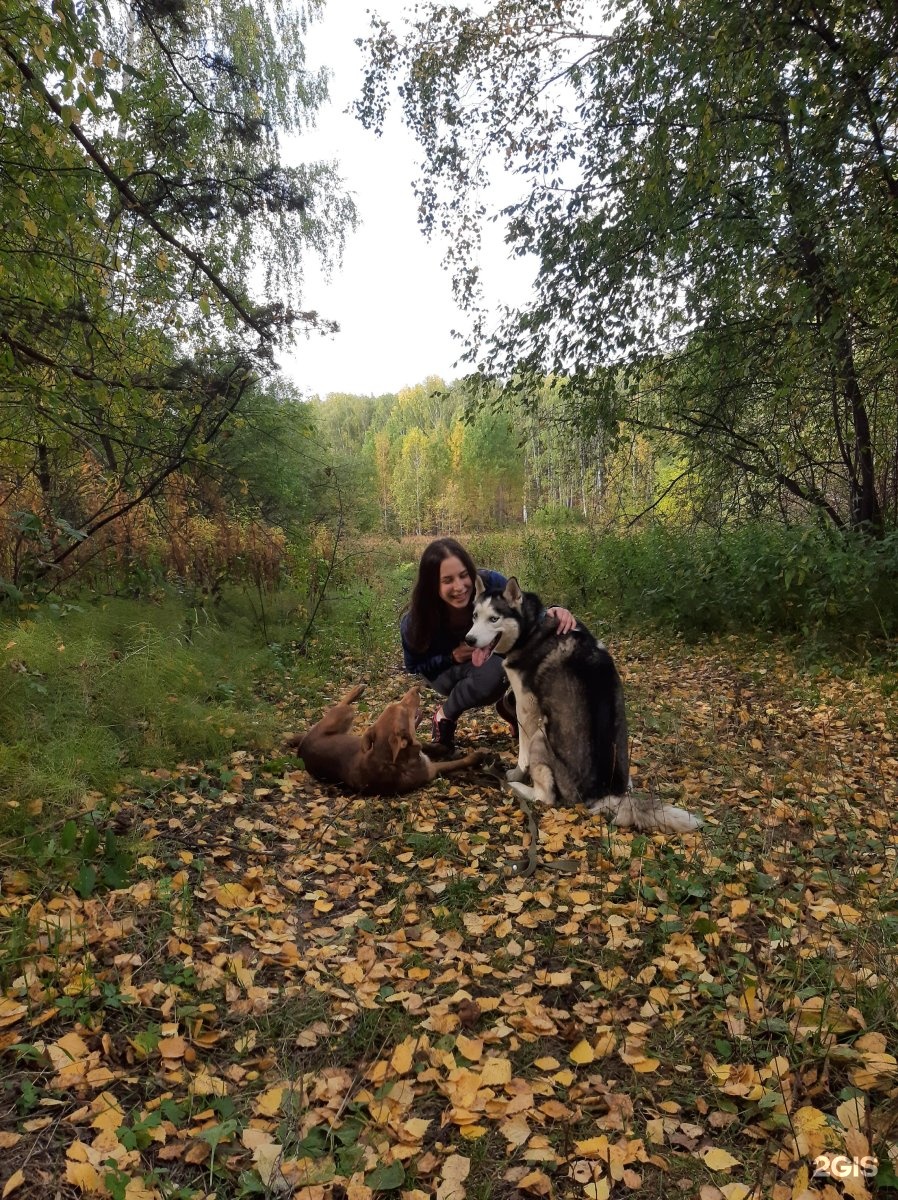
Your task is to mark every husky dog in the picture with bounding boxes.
[466,577,702,834]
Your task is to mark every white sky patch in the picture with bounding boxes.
[277,0,534,399]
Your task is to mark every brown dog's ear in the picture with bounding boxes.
[389,731,410,762]
[474,574,486,597]
[360,727,376,754]
[504,577,523,608]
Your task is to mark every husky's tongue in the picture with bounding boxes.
[472,635,500,668]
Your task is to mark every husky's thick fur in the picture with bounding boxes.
[466,578,702,834]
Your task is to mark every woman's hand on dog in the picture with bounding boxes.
[548,606,577,634]
[452,643,475,663]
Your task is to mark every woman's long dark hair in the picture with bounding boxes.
[405,538,479,653]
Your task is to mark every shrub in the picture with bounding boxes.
[519,523,898,644]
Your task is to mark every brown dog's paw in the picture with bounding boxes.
[282,733,303,753]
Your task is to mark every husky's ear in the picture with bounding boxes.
[474,574,486,597]
[504,578,523,608]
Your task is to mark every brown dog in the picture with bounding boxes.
[285,684,485,794]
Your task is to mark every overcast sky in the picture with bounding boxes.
[277,0,530,399]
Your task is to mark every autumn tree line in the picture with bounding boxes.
[312,376,704,537]
[316,377,588,536]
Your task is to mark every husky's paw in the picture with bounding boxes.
[587,797,619,817]
[506,765,530,784]
[508,780,537,803]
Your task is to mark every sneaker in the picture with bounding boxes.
[495,690,519,738]
[430,709,457,750]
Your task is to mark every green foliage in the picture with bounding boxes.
[211,379,326,528]
[311,378,613,535]
[307,377,718,537]
[357,0,898,531]
[529,505,586,528]
[0,0,355,589]
[23,816,135,898]
[517,524,898,643]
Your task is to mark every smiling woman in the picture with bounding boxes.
[400,538,575,750]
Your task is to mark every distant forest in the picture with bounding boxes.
[311,376,681,536]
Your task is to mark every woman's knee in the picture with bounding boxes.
[445,663,507,715]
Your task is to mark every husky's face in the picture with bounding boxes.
[465,577,523,664]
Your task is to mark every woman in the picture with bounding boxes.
[400,538,576,749]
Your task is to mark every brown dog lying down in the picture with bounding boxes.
[285,684,485,794]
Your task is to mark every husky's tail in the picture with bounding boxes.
[589,793,702,834]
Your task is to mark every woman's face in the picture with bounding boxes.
[437,555,473,609]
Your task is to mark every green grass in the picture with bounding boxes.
[0,583,354,847]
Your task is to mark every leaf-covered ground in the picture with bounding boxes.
[2,634,898,1200]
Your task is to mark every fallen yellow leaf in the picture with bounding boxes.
[792,1106,828,1134]
[65,1160,104,1193]
[576,1136,611,1158]
[632,1057,660,1073]
[480,1057,512,1085]
[460,1124,488,1139]
[593,1031,617,1058]
[158,1036,187,1060]
[402,1118,431,1141]
[702,1147,741,1172]
[391,1041,414,1075]
[254,1084,290,1116]
[835,1096,865,1131]
[214,882,252,908]
[456,1034,484,1061]
[0,999,26,1029]
[2,1169,25,1198]
[569,1039,595,1065]
[517,1169,553,1196]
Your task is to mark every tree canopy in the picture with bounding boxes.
[357,0,898,531]
[1,0,355,590]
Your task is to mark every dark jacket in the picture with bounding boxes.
[400,568,507,680]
